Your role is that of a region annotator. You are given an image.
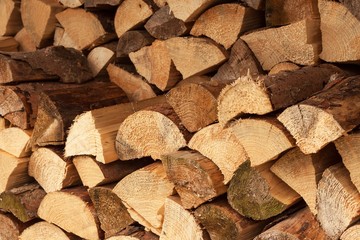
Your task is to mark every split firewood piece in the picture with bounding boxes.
[0,150,32,193]
[254,207,326,240]
[56,8,116,50]
[341,223,360,240]
[107,225,159,240]
[0,127,31,157]
[188,123,248,184]
[59,0,84,8]
[167,0,219,22]
[161,150,227,209]
[217,64,343,125]
[153,0,166,7]
[0,37,18,52]
[335,132,360,192]
[268,62,300,75]
[278,75,360,154]
[89,185,135,238]
[38,186,102,240]
[21,0,64,48]
[270,144,340,215]
[30,82,128,147]
[211,38,263,83]
[191,3,264,49]
[229,118,295,166]
[160,196,209,240]
[316,163,360,239]
[0,46,93,84]
[87,46,115,77]
[65,95,167,164]
[0,183,46,222]
[73,155,151,188]
[319,0,360,63]
[339,0,360,20]
[14,28,36,52]
[116,30,154,60]
[84,0,122,9]
[165,37,228,79]
[19,221,81,240]
[107,64,156,101]
[0,0,22,36]
[0,212,31,239]
[241,18,320,70]
[243,0,265,10]
[194,198,268,240]
[113,162,175,235]
[29,147,81,193]
[145,5,189,40]
[0,117,8,130]
[228,160,301,220]
[114,0,155,38]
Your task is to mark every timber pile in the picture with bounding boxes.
[0,0,360,239]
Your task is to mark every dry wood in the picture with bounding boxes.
[59,0,84,8]
[29,147,81,193]
[107,225,159,240]
[116,30,154,60]
[84,0,122,9]
[73,155,151,188]
[217,64,343,126]
[0,36,18,52]
[268,62,300,75]
[0,0,22,36]
[191,3,264,49]
[243,0,265,10]
[339,0,360,20]
[341,223,360,240]
[278,75,360,154]
[270,144,340,214]
[21,0,64,48]
[227,160,301,220]
[38,186,102,240]
[165,37,228,79]
[0,127,31,157]
[316,163,360,239]
[161,150,227,209]
[166,0,219,22]
[188,123,248,184]
[87,46,115,77]
[14,28,36,52]
[19,221,81,240]
[0,212,30,239]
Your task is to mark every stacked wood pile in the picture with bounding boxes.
[1,0,360,239]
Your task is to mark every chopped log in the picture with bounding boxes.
[87,46,115,77]
[188,123,248,184]
[19,221,81,240]
[107,64,156,101]
[29,147,81,193]
[30,82,128,147]
[160,196,209,240]
[59,0,84,8]
[0,212,30,239]
[254,207,326,240]
[217,64,343,125]
[0,117,8,130]
[108,225,159,240]
[84,0,122,9]
[113,162,175,235]
[165,37,228,79]
[56,8,116,50]
[0,46,93,84]
[270,144,340,214]
[211,38,263,83]
[37,186,103,240]
[0,36,18,52]
[339,0,360,20]
[153,0,166,8]
[228,160,301,220]
[0,183,46,222]
[21,0,64,48]
[194,198,268,240]
[14,28,36,52]
[268,62,300,75]
[278,75,360,154]
[243,0,265,10]
[316,163,360,239]
[319,0,360,63]
[0,0,22,36]
[167,0,219,22]
[241,19,320,70]
[114,0,154,38]
[116,30,154,60]
[341,223,360,240]
[161,150,227,209]
[190,3,264,49]
[73,155,151,188]
[144,5,189,40]
[0,127,31,157]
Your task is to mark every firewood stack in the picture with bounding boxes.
[0,0,360,239]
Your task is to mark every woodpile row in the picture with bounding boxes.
[0,0,360,239]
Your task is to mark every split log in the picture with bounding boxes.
[341,223,360,240]
[190,3,264,49]
[188,123,248,184]
[107,225,159,240]
[29,147,81,193]
[21,0,64,48]
[278,75,360,154]
[165,37,228,79]
[116,30,154,60]
[87,46,115,77]
[73,155,151,188]
[0,127,31,157]
[0,212,31,239]
[217,64,343,126]
[59,0,84,8]
[0,0,22,36]
[14,28,37,52]
[0,183,46,222]
[316,163,360,239]
[0,36,18,52]
[166,0,219,22]
[339,0,360,20]
[194,198,268,240]
[268,62,300,75]
[84,0,122,9]
[243,0,265,10]
[228,160,301,220]
[254,207,326,240]
[270,144,341,214]
[113,162,175,235]
[19,221,81,240]
[37,186,103,240]
[161,150,227,209]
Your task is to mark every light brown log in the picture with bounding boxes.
[270,144,340,215]
[191,3,264,49]
[339,0,360,20]
[167,0,219,22]
[316,163,360,239]
[19,221,80,240]
[116,30,154,60]
[0,127,31,157]
[0,36,18,51]
[341,223,360,240]
[107,225,159,240]
[14,28,36,52]
[59,0,84,8]
[161,150,227,209]
[278,75,360,154]
[87,46,115,77]
[268,62,300,75]
[0,0,22,36]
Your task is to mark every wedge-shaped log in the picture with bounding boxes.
[268,62,300,75]
[167,0,219,22]
[116,30,154,60]
[0,0,22,36]
[0,36,18,52]
[0,128,31,157]
[341,223,360,240]
[107,226,159,239]
[19,221,80,240]
[59,0,84,8]
[87,46,115,77]
[14,28,36,52]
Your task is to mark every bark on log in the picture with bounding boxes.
[14,28,37,52]
[339,0,360,20]
[0,127,31,157]
[107,225,159,240]
[0,0,22,36]
[166,0,219,22]
[116,30,154,60]
[84,0,122,9]
[19,221,81,240]
[0,36,18,52]
[0,212,32,239]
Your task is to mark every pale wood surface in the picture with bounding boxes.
[19,221,74,240]
[59,0,84,8]
[341,223,360,240]
[87,46,115,77]
[0,127,31,157]
[167,0,219,22]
